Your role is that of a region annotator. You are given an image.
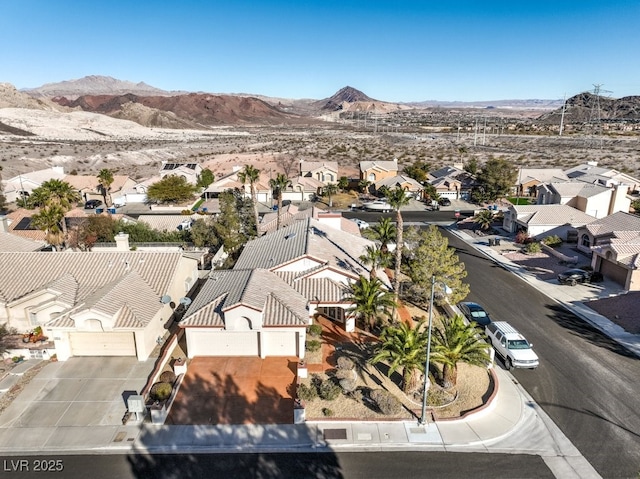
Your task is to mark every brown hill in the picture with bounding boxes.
[22,75,174,99]
[52,92,307,128]
[537,92,640,124]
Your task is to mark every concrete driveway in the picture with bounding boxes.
[0,357,150,431]
[167,357,298,425]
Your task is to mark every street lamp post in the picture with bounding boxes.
[420,275,437,425]
[420,275,451,426]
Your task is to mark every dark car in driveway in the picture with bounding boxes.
[438,197,451,206]
[458,301,492,327]
[557,268,594,286]
[84,199,103,209]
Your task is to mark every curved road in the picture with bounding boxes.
[443,228,640,479]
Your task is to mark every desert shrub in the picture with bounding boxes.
[370,389,403,415]
[542,235,562,247]
[297,382,318,401]
[319,379,341,401]
[336,356,355,370]
[159,370,176,384]
[339,377,358,393]
[308,324,323,337]
[322,408,334,417]
[306,340,321,352]
[150,382,173,402]
[524,242,542,254]
[515,231,530,244]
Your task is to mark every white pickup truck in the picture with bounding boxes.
[485,321,539,369]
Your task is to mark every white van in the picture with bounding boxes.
[485,321,539,369]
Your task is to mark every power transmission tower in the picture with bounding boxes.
[585,84,612,149]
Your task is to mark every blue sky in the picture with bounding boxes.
[2,0,639,102]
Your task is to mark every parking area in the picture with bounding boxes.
[167,356,298,425]
[0,357,150,430]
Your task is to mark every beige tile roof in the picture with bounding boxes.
[583,211,640,237]
[360,160,398,173]
[518,168,569,184]
[63,174,133,193]
[5,209,47,242]
[300,161,339,173]
[0,231,46,252]
[375,175,423,191]
[549,182,610,199]
[513,204,596,226]
[138,214,193,232]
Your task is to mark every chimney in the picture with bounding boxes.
[232,165,241,172]
[608,183,629,215]
[51,166,64,175]
[115,232,130,251]
[0,216,9,233]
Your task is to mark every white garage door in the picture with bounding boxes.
[69,332,136,357]
[263,331,298,356]
[189,330,259,357]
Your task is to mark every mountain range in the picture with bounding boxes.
[2,76,640,130]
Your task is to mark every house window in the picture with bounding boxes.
[581,234,591,248]
[29,311,38,326]
[368,173,376,182]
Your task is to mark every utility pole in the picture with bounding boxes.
[559,93,566,136]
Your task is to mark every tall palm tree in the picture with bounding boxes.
[368,217,396,255]
[385,186,411,294]
[31,204,65,250]
[269,173,291,230]
[28,179,80,249]
[238,165,261,232]
[370,319,428,394]
[323,183,338,208]
[346,275,396,332]
[97,168,114,207]
[359,245,391,280]
[430,314,491,389]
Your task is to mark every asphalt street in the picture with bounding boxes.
[443,229,640,479]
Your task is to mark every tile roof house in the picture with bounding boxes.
[179,269,310,358]
[300,161,339,184]
[359,159,398,183]
[564,162,640,193]
[515,168,569,196]
[427,165,476,200]
[374,174,423,197]
[3,166,67,203]
[203,168,272,203]
[502,204,597,240]
[180,217,383,357]
[282,176,325,202]
[537,182,631,219]
[576,212,640,290]
[159,162,203,185]
[0,216,47,251]
[0,247,199,361]
[258,206,360,236]
[63,174,136,205]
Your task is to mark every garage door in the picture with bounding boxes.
[188,330,259,357]
[263,331,298,356]
[69,332,136,357]
[600,259,628,287]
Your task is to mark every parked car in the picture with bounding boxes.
[350,218,370,230]
[485,321,539,369]
[438,197,451,206]
[557,268,592,286]
[458,301,492,327]
[84,199,103,209]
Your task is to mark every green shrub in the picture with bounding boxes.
[322,408,334,417]
[524,242,542,254]
[306,340,321,352]
[150,382,173,401]
[370,389,403,415]
[319,379,341,401]
[542,234,562,247]
[297,382,318,401]
[308,324,323,337]
[159,370,176,384]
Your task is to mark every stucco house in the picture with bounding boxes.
[282,176,325,202]
[515,168,569,197]
[502,204,597,240]
[258,206,360,236]
[3,166,67,203]
[359,159,398,183]
[159,162,203,185]
[374,175,423,198]
[202,168,272,203]
[300,161,339,184]
[179,269,310,358]
[537,182,630,219]
[427,165,475,200]
[63,174,137,206]
[0,238,199,361]
[576,212,640,290]
[565,162,640,194]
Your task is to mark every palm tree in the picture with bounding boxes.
[368,217,396,255]
[31,204,65,250]
[430,314,491,389]
[238,165,261,232]
[360,245,391,280]
[97,168,114,207]
[358,179,371,194]
[323,183,338,208]
[346,275,396,332]
[269,173,291,230]
[385,186,411,294]
[338,176,349,193]
[28,179,80,249]
[473,209,495,231]
[370,319,428,394]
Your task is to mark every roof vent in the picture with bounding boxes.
[285,232,297,240]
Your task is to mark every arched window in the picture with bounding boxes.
[581,234,591,248]
[605,250,613,260]
[368,173,376,182]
